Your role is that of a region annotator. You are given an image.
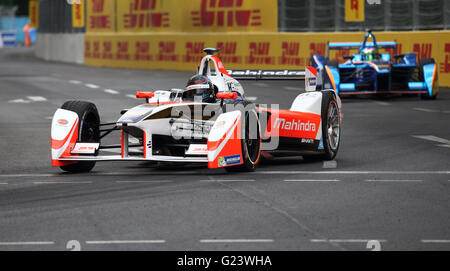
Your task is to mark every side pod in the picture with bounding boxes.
[51,109,79,166]
[207,110,243,169]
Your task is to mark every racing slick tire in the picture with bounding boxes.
[419,58,438,100]
[303,91,340,161]
[59,101,100,173]
[222,100,261,172]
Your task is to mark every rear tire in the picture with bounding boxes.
[303,91,340,161]
[59,101,100,173]
[419,58,438,100]
[222,101,261,172]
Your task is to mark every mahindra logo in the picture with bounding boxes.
[273,118,316,132]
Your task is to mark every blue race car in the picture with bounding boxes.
[310,30,438,99]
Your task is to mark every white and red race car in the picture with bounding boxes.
[51,48,342,173]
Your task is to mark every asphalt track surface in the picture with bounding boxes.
[0,47,449,251]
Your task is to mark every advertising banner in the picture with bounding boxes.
[85,31,450,86]
[86,0,116,32]
[29,0,39,28]
[345,0,365,22]
[72,0,85,28]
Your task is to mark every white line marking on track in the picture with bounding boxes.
[27,96,48,102]
[284,86,302,91]
[8,99,30,104]
[126,94,137,99]
[322,160,337,168]
[1,171,450,179]
[252,82,269,87]
[115,180,172,184]
[200,239,274,243]
[0,183,8,185]
[364,179,423,182]
[0,241,55,245]
[252,171,450,175]
[246,96,257,101]
[413,107,438,113]
[200,179,255,182]
[33,181,92,184]
[421,240,450,243]
[412,135,450,148]
[104,89,120,94]
[284,179,340,182]
[85,83,100,89]
[373,101,391,106]
[86,240,165,244]
[311,239,387,243]
[69,80,82,84]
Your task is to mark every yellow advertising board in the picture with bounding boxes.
[72,0,85,28]
[89,0,278,33]
[345,0,365,22]
[29,0,39,28]
[85,31,450,86]
[86,0,116,32]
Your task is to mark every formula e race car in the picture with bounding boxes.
[51,48,342,173]
[310,30,439,99]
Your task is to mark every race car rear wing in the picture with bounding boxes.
[226,69,305,80]
[327,41,397,56]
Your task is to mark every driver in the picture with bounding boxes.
[184,75,217,103]
[361,47,379,61]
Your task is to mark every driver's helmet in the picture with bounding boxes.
[184,75,216,103]
[361,47,379,61]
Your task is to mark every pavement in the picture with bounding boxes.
[0,47,449,251]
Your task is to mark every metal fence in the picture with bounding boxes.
[279,0,450,32]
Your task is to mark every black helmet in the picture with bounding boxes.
[184,75,216,103]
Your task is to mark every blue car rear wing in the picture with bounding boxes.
[327,41,397,56]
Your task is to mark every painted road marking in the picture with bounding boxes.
[69,80,82,84]
[33,181,92,184]
[284,86,302,91]
[252,82,269,87]
[412,135,450,148]
[284,179,340,182]
[311,239,387,243]
[0,241,55,246]
[246,96,257,101]
[27,96,47,102]
[126,94,137,99]
[414,107,449,114]
[85,83,100,89]
[0,182,8,185]
[8,99,30,104]
[365,179,423,182]
[86,240,165,244]
[421,240,450,243]
[200,179,256,182]
[104,89,120,94]
[115,180,172,184]
[322,160,337,168]
[1,171,450,179]
[200,239,273,243]
[253,171,450,175]
[373,101,391,106]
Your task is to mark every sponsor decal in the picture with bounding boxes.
[218,154,241,167]
[57,119,69,126]
[273,118,316,132]
[186,144,207,155]
[301,138,314,144]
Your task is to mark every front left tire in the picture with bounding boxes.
[59,100,100,173]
